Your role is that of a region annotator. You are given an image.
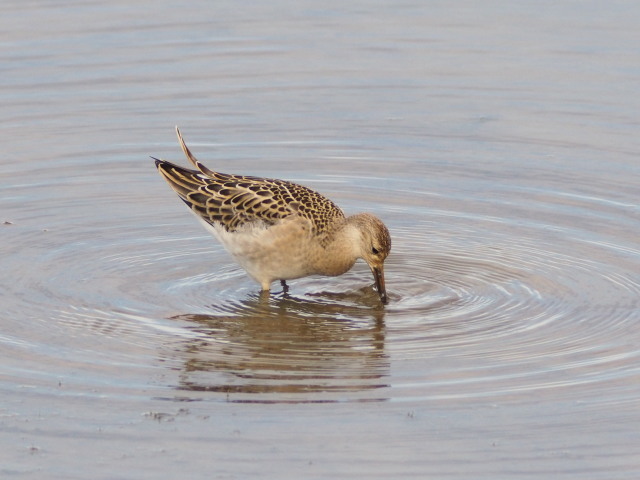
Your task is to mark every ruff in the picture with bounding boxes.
[154,127,391,303]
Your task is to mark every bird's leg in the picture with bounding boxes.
[280,280,289,293]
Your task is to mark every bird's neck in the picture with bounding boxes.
[311,219,361,276]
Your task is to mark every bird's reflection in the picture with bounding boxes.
[168,290,389,403]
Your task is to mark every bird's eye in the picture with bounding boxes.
[372,247,379,255]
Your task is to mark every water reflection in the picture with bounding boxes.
[169,293,389,403]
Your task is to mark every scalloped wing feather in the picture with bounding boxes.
[155,159,345,236]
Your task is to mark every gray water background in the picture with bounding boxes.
[2,1,639,478]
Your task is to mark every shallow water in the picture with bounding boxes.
[2,1,640,478]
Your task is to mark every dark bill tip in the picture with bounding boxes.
[379,291,388,305]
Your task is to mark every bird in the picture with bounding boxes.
[153,127,391,303]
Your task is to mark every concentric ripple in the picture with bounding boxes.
[379,186,640,405]
[3,153,639,405]
[111,181,640,404]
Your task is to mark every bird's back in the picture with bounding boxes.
[155,159,345,240]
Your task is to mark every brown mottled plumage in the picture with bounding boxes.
[154,127,391,303]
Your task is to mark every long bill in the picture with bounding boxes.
[372,266,388,304]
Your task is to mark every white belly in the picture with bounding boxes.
[196,216,317,289]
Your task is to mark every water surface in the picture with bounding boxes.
[2,1,639,478]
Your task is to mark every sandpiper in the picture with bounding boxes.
[153,128,391,303]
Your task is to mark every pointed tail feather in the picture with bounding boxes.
[154,157,203,198]
[175,126,216,176]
